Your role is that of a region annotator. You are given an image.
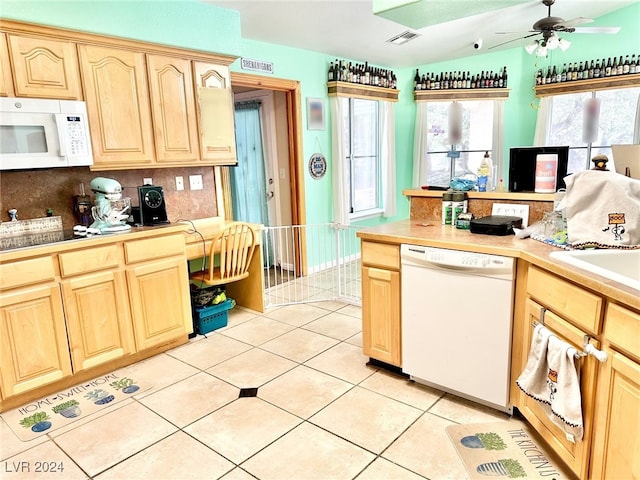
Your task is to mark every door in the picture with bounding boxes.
[146,54,199,163]
[0,285,72,397]
[61,270,135,371]
[78,44,155,167]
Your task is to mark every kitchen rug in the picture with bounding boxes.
[1,371,149,441]
[446,420,570,479]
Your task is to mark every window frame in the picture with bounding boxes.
[343,97,382,219]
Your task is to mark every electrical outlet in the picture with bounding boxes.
[143,177,153,185]
[189,174,203,190]
[175,176,184,191]
[492,203,530,227]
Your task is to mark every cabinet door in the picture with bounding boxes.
[193,61,237,166]
[61,270,135,372]
[0,33,14,97]
[362,266,401,366]
[7,34,81,99]
[590,350,640,480]
[78,44,154,167]
[147,54,199,163]
[516,299,597,479]
[126,257,192,351]
[0,285,72,397]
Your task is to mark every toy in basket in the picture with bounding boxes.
[194,298,236,334]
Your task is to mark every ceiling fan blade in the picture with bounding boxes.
[495,31,532,35]
[557,17,594,28]
[489,33,539,50]
[572,26,621,34]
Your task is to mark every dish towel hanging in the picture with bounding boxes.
[516,324,584,441]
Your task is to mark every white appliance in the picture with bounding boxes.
[401,244,515,413]
[0,97,93,170]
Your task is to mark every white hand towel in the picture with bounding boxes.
[559,169,640,249]
[516,324,583,441]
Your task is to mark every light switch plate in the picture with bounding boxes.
[175,176,184,191]
[492,203,530,227]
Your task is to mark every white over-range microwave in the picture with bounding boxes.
[0,97,93,170]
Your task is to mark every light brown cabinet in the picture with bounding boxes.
[146,54,200,164]
[193,61,237,166]
[0,257,72,398]
[590,303,640,480]
[0,33,13,97]
[361,241,401,367]
[78,44,155,168]
[125,235,193,351]
[59,245,135,372]
[516,297,599,480]
[6,34,81,99]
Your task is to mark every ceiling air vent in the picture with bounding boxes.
[386,30,420,45]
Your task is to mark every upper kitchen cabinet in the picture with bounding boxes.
[0,34,14,97]
[78,44,155,169]
[193,61,237,166]
[6,34,81,99]
[146,54,200,164]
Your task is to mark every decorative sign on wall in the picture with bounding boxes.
[240,58,274,74]
[308,153,327,179]
[306,97,325,130]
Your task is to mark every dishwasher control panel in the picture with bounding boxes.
[401,245,514,275]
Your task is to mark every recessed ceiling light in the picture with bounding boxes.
[386,30,420,45]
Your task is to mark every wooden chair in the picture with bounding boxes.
[190,222,258,286]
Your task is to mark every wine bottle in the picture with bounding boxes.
[623,55,630,74]
[594,59,601,78]
[630,54,637,74]
[612,56,619,75]
[551,65,558,83]
[617,56,624,75]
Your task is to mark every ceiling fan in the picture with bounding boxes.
[491,0,621,51]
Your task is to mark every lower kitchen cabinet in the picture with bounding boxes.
[61,270,135,371]
[361,241,401,367]
[0,284,72,398]
[125,235,192,351]
[517,298,599,479]
[590,303,640,480]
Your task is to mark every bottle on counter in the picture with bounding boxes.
[451,192,468,226]
[477,151,493,192]
[442,191,454,225]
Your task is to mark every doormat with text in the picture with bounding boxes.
[1,372,149,441]
[446,420,571,479]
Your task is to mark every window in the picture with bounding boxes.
[419,100,498,188]
[342,98,380,215]
[546,87,640,173]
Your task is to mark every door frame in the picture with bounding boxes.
[224,72,306,228]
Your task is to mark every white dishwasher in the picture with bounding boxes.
[401,244,515,413]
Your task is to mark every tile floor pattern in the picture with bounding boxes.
[1,301,515,480]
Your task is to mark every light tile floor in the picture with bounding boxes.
[1,301,515,480]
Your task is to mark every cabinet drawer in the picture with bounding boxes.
[0,257,56,290]
[527,266,603,334]
[125,234,185,264]
[605,303,640,361]
[59,245,121,277]
[361,241,399,270]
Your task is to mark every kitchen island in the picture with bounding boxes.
[357,219,639,480]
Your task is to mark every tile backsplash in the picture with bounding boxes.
[0,166,218,231]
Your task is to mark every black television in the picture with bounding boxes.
[508,145,569,192]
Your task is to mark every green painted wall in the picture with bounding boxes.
[1,0,637,229]
[0,0,241,56]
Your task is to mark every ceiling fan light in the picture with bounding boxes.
[546,35,559,50]
[525,40,539,55]
[536,44,548,57]
[558,38,571,51]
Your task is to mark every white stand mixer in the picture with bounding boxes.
[89,177,131,233]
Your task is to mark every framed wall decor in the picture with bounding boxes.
[307,97,325,130]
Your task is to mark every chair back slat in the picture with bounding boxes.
[208,222,257,284]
